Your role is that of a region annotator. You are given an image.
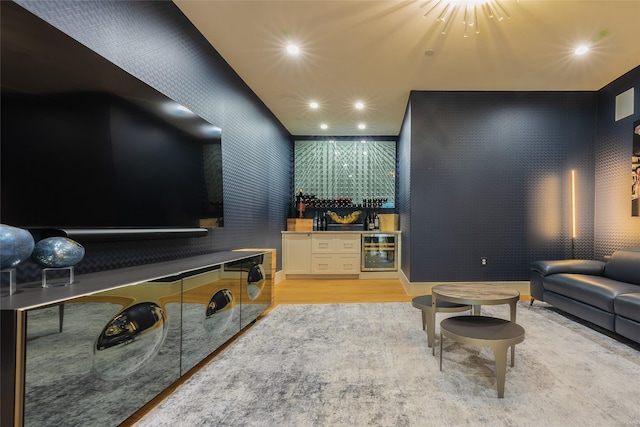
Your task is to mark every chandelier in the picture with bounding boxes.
[421,0,516,37]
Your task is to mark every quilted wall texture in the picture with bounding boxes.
[404,91,598,282]
[594,66,640,258]
[397,103,413,276]
[12,0,291,282]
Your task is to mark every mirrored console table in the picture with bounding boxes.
[0,250,273,427]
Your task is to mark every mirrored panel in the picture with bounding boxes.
[236,253,273,330]
[24,279,182,427]
[181,264,241,374]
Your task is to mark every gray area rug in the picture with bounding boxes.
[134,302,640,427]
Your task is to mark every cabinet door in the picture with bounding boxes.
[283,233,311,274]
[181,264,239,374]
[23,279,183,427]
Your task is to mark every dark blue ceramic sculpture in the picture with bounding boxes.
[31,237,85,268]
[0,224,35,269]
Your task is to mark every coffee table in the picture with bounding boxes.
[439,315,525,398]
[430,283,520,355]
[411,295,471,348]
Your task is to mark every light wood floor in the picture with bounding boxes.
[273,277,413,304]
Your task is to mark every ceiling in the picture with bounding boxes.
[173,0,640,136]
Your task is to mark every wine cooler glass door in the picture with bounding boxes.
[361,234,397,271]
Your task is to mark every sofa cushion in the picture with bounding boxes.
[614,293,640,322]
[530,259,605,276]
[603,250,640,285]
[544,274,640,312]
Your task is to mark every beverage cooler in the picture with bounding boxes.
[361,233,397,271]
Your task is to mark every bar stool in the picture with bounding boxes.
[411,295,471,349]
[439,315,525,398]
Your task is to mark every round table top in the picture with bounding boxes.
[440,315,525,341]
[432,283,520,305]
[411,294,470,309]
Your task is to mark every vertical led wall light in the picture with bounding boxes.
[571,169,577,259]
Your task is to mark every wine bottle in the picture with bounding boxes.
[295,188,305,218]
[320,212,327,231]
[313,211,318,231]
[374,212,379,230]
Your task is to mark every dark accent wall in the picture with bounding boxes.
[11,0,292,280]
[398,102,412,277]
[402,91,597,282]
[594,66,640,257]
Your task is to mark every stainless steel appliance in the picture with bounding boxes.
[361,233,397,271]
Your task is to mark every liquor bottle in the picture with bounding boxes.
[367,212,375,230]
[374,212,380,230]
[313,211,318,231]
[295,188,305,218]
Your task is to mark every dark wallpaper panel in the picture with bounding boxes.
[11,0,291,281]
[398,103,412,277]
[407,91,597,282]
[594,66,640,258]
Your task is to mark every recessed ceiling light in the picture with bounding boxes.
[574,45,589,55]
[310,101,319,109]
[286,44,300,55]
[355,101,364,110]
[320,123,328,130]
[358,123,366,130]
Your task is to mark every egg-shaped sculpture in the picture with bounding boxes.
[31,237,85,268]
[0,224,35,269]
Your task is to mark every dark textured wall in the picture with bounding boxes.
[397,103,412,277]
[404,91,598,282]
[594,66,640,257]
[11,0,292,280]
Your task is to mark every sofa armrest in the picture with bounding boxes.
[530,259,606,277]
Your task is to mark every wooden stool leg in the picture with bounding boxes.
[494,345,508,398]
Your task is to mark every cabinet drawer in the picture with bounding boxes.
[334,254,360,273]
[311,254,334,273]
[312,234,360,253]
[311,254,360,274]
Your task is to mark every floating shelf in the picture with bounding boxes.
[31,228,208,242]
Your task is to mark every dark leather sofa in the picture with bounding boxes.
[530,248,640,344]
